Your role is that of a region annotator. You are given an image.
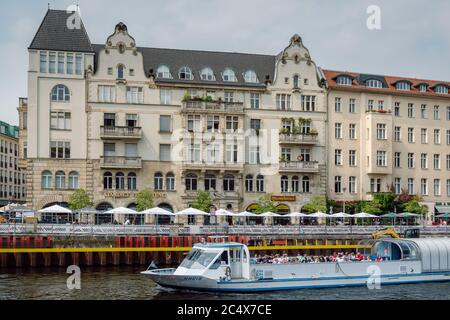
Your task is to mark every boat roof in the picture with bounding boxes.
[194,242,245,250]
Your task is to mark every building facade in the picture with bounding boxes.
[21,9,449,218]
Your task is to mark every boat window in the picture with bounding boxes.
[180,249,219,270]
[210,251,229,270]
[399,242,419,260]
[243,250,248,263]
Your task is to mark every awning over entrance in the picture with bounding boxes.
[436,206,450,215]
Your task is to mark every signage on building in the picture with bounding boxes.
[271,196,297,202]
[104,192,137,199]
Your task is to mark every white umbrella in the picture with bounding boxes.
[38,205,72,214]
[176,208,210,216]
[214,209,236,216]
[261,212,281,217]
[105,207,138,215]
[309,212,331,218]
[353,212,378,218]
[286,212,309,217]
[237,211,258,217]
[330,212,353,218]
[141,207,175,216]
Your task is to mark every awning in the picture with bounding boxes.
[436,206,450,214]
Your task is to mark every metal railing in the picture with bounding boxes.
[279,161,320,172]
[279,134,319,144]
[100,156,142,169]
[100,126,142,139]
[182,101,244,113]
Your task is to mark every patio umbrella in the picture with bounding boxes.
[397,212,420,218]
[141,207,175,216]
[260,212,281,217]
[286,212,309,218]
[309,212,331,218]
[79,207,100,225]
[330,212,353,218]
[176,208,210,216]
[353,212,378,218]
[381,212,398,226]
[436,213,450,218]
[105,207,139,225]
[237,211,258,217]
[38,205,73,225]
[214,209,235,217]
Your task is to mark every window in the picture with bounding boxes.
[51,85,70,102]
[281,176,289,193]
[98,86,116,102]
[206,143,220,163]
[421,179,428,196]
[226,116,239,132]
[377,151,387,167]
[434,154,441,170]
[250,93,260,109]
[408,128,414,143]
[378,101,384,111]
[293,75,300,89]
[434,129,441,144]
[104,113,116,128]
[348,124,357,140]
[370,179,382,193]
[128,173,137,191]
[421,104,427,119]
[336,76,352,85]
[245,175,254,192]
[50,112,71,130]
[292,176,299,193]
[126,87,143,104]
[160,89,172,105]
[154,173,164,191]
[223,175,235,192]
[434,106,440,120]
[301,96,316,111]
[40,52,47,73]
[421,153,428,169]
[256,175,265,192]
[335,123,342,139]
[75,54,82,75]
[156,66,172,79]
[394,178,401,195]
[66,53,73,74]
[185,174,198,191]
[117,65,124,79]
[394,127,401,142]
[222,68,237,82]
[447,155,450,170]
[335,176,342,193]
[276,94,291,110]
[349,99,356,113]
[394,102,400,117]
[226,143,238,163]
[187,115,201,132]
[302,176,311,193]
[349,177,357,194]
[447,180,450,197]
[49,52,56,73]
[367,100,374,111]
[103,172,113,190]
[335,149,342,166]
[434,179,441,196]
[50,141,70,159]
[55,171,65,190]
[408,178,415,195]
[377,124,386,140]
[160,144,171,162]
[207,115,220,133]
[103,143,116,158]
[58,53,65,74]
[419,84,428,92]
[396,81,411,91]
[408,153,415,169]
[408,104,414,118]
[244,70,258,83]
[366,79,383,88]
[434,85,448,94]
[116,173,125,190]
[129,69,135,76]
[41,171,52,189]
[224,91,234,103]
[166,173,175,191]
[335,97,342,112]
[125,143,137,158]
[421,129,428,144]
[349,150,357,167]
[160,115,172,133]
[249,146,260,164]
[205,175,217,191]
[281,148,291,162]
[448,107,450,121]
[187,144,201,162]
[200,68,215,81]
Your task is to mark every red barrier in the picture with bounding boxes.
[128,237,133,248]
[47,236,52,248]
[20,236,25,248]
[12,236,17,248]
[116,237,121,248]
[26,236,31,248]
[162,236,169,248]
[141,237,145,248]
[40,236,44,248]
[6,236,10,248]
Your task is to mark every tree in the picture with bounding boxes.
[303,196,327,213]
[403,199,428,216]
[397,189,415,205]
[373,192,396,212]
[135,189,154,212]
[191,191,213,213]
[68,189,93,211]
[254,194,278,214]
[361,201,383,215]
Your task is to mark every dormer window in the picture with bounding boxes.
[366,79,383,88]
[244,70,258,83]
[200,68,215,81]
[179,66,193,80]
[156,65,172,79]
[222,68,237,82]
[117,65,125,79]
[396,81,411,91]
[434,85,448,94]
[419,84,428,93]
[336,75,352,86]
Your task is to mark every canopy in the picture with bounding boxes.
[176,208,210,216]
[214,209,235,217]
[353,212,378,218]
[236,211,258,217]
[436,206,450,215]
[79,207,100,214]
[286,212,309,218]
[436,213,450,219]
[260,212,281,217]
[38,205,72,214]
[104,207,138,215]
[140,207,175,216]
[309,212,330,218]
[330,212,352,218]
[397,212,421,218]
[0,203,22,213]
[381,212,398,218]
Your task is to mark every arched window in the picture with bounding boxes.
[205,174,216,191]
[154,173,164,191]
[336,76,353,86]
[200,68,215,81]
[51,85,70,102]
[128,172,137,191]
[117,64,125,79]
[185,174,197,191]
[366,79,383,88]
[166,173,175,191]
[156,65,172,79]
[396,81,411,91]
[292,176,300,193]
[41,171,52,189]
[244,70,258,83]
[116,172,125,190]
[96,202,113,212]
[245,175,254,192]
[302,176,311,193]
[222,68,237,82]
[55,171,66,190]
[256,175,265,192]
[103,172,113,190]
[179,66,193,80]
[68,171,79,190]
[434,85,449,94]
[281,176,289,193]
[223,174,235,192]
[293,75,300,89]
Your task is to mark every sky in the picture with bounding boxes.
[0,0,449,125]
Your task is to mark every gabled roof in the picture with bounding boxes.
[29,9,93,53]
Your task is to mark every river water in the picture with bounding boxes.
[0,267,448,300]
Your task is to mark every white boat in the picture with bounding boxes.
[141,238,450,293]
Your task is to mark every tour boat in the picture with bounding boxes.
[141,239,450,293]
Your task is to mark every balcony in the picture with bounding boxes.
[279,161,320,173]
[182,101,244,114]
[182,161,244,172]
[100,126,142,140]
[279,133,318,145]
[100,156,142,169]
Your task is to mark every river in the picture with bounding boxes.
[0,267,448,300]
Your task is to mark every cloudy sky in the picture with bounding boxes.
[1,0,449,125]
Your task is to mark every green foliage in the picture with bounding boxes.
[191,191,213,213]
[373,192,396,212]
[254,194,278,214]
[68,189,93,211]
[303,196,327,214]
[361,201,383,215]
[135,189,154,212]
[403,199,428,216]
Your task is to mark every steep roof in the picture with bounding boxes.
[29,9,93,52]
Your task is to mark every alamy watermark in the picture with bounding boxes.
[367,5,382,30]
[66,5,82,30]
[67,265,81,290]
[366,265,382,290]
